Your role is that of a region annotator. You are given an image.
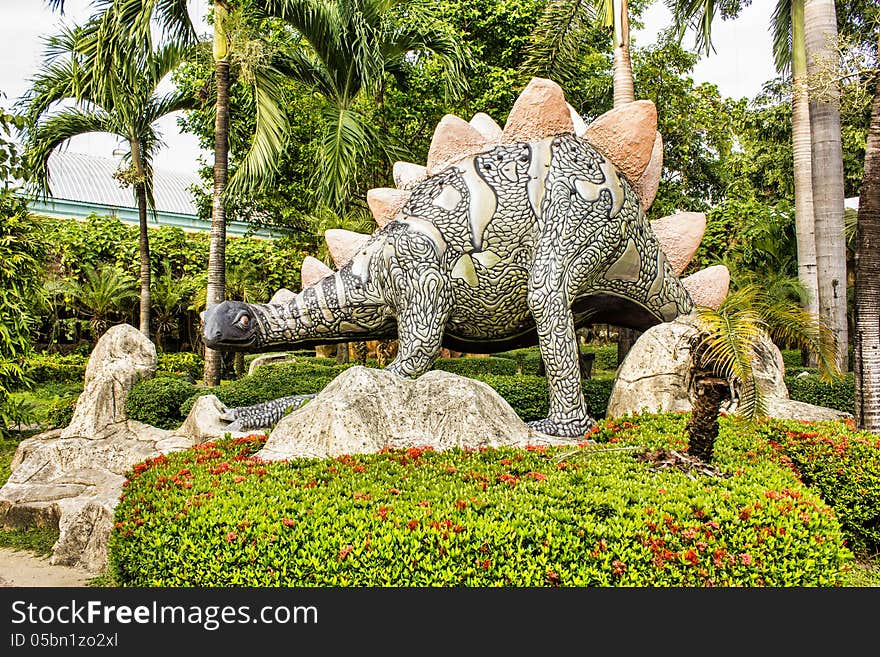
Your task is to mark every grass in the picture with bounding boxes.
[0,526,60,556]
[8,381,82,426]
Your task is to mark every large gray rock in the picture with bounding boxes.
[0,324,192,573]
[254,366,572,461]
[62,324,157,440]
[0,420,190,573]
[607,314,851,422]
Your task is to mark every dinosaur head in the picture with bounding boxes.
[202,250,396,353]
[202,300,260,351]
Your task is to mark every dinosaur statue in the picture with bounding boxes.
[203,78,729,437]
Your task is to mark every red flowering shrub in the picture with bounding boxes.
[109,417,856,587]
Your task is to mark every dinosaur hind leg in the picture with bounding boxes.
[526,280,596,438]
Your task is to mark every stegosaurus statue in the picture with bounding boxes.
[204,78,729,437]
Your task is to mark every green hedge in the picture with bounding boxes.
[780,348,855,373]
[127,358,616,429]
[432,357,518,377]
[178,362,347,419]
[157,352,204,379]
[109,414,854,587]
[126,376,199,430]
[785,373,855,415]
[475,375,612,421]
[495,345,618,375]
[24,353,87,384]
[23,351,204,386]
[752,417,880,556]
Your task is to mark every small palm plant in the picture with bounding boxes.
[151,263,194,352]
[68,263,138,339]
[687,282,840,462]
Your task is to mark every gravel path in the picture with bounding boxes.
[0,548,94,587]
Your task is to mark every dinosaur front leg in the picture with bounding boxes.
[385,269,453,379]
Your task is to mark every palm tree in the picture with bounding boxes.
[686,283,839,462]
[667,0,847,371]
[803,0,849,374]
[263,0,467,214]
[853,32,880,433]
[46,1,291,385]
[21,21,195,341]
[67,263,139,339]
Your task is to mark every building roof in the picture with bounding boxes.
[43,150,203,216]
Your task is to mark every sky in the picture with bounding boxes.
[0,0,777,179]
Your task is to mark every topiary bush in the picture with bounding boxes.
[157,352,204,379]
[109,414,855,587]
[785,373,855,415]
[432,357,518,377]
[126,375,198,430]
[24,353,88,385]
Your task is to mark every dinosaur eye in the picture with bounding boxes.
[236,313,250,329]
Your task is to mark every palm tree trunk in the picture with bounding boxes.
[791,0,819,366]
[204,2,231,386]
[804,0,849,373]
[854,44,880,433]
[612,0,638,361]
[611,0,635,107]
[686,375,729,463]
[130,138,151,339]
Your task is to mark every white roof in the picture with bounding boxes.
[42,150,202,216]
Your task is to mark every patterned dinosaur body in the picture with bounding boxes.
[203,78,728,437]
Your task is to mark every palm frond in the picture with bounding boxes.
[226,67,290,196]
[771,0,793,75]
[24,108,114,196]
[315,105,378,213]
[273,47,339,101]
[694,302,767,420]
[522,0,598,84]
[380,19,469,100]
[665,0,717,55]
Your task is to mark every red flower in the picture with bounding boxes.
[684,549,698,566]
[612,560,627,576]
[407,519,419,531]
[455,499,468,510]
[739,553,753,566]
[281,518,296,527]
[226,532,237,542]
[526,472,548,482]
[546,570,560,585]
[377,506,391,520]
[338,545,353,561]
